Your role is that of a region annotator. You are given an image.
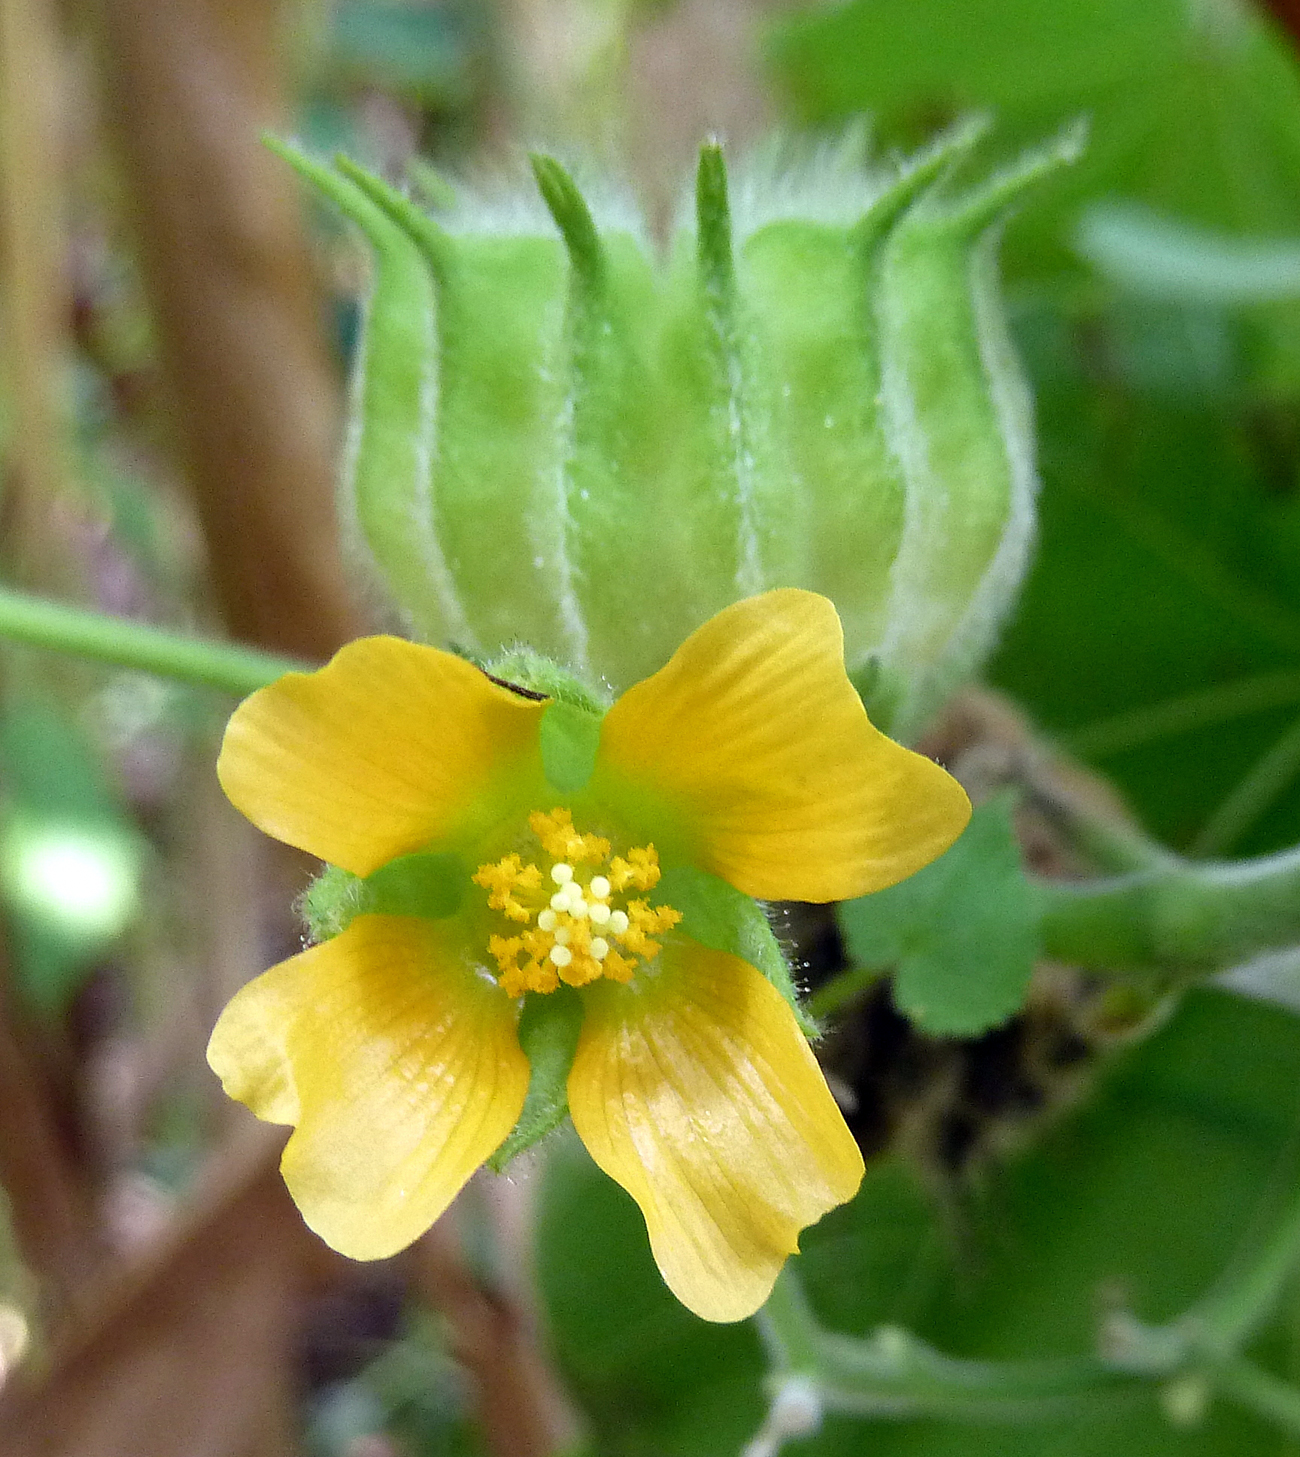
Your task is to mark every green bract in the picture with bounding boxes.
[278,125,1077,740]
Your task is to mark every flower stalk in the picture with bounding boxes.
[757,1267,1133,1423]
[0,583,309,694]
[1037,844,1300,976]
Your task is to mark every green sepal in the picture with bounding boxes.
[695,141,735,300]
[849,116,989,252]
[363,851,464,919]
[481,648,610,712]
[835,791,1042,1036]
[298,863,368,942]
[488,985,585,1171]
[850,655,908,737]
[539,700,604,795]
[654,864,818,1038]
[273,134,1067,719]
[531,154,605,287]
[299,852,464,941]
[334,154,455,277]
[264,138,457,643]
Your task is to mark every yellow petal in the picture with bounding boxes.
[219,637,547,875]
[567,941,864,1322]
[207,916,529,1259]
[206,956,301,1125]
[595,589,970,901]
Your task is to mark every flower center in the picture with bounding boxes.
[472,808,682,998]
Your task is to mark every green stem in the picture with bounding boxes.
[1036,845,1300,974]
[758,1268,1136,1422]
[1192,711,1300,857]
[757,1268,823,1373]
[1216,1360,1300,1437]
[0,584,310,694]
[1189,1180,1300,1355]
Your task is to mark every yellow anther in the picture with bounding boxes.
[488,933,523,972]
[529,808,611,865]
[472,854,543,923]
[609,846,660,893]
[478,810,679,997]
[602,949,636,983]
[616,900,681,960]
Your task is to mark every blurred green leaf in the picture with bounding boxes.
[327,1,474,108]
[767,0,1300,280]
[836,794,1040,1035]
[992,366,1300,854]
[0,700,142,1014]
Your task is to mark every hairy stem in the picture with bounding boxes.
[1036,845,1300,975]
[758,1267,1135,1423]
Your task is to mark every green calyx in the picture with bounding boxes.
[488,985,586,1171]
[278,124,1077,740]
[298,852,466,941]
[480,647,609,712]
[656,864,818,1038]
[480,646,609,796]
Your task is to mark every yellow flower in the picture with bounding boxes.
[207,590,970,1322]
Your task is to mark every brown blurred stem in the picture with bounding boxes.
[1263,1,1300,50]
[413,1214,581,1457]
[87,0,364,657]
[0,0,74,586]
[0,985,98,1327]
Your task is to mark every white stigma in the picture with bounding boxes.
[537,908,558,932]
[588,901,611,925]
[590,937,609,961]
[568,897,588,919]
[553,926,571,945]
[549,889,569,911]
[608,910,629,935]
[551,862,574,885]
[549,945,573,967]
[589,875,611,901]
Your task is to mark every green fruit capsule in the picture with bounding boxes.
[279,127,1078,739]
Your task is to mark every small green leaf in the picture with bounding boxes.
[836,792,1041,1035]
[539,700,603,794]
[363,851,465,919]
[655,864,816,1035]
[488,986,585,1170]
